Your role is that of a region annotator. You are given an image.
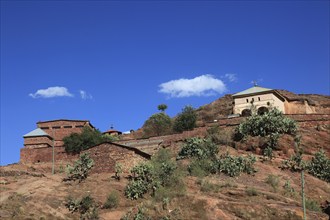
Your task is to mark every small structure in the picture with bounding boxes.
[23,128,53,149]
[21,119,95,164]
[232,85,286,116]
[103,129,122,136]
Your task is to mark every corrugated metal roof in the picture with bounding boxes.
[23,128,50,138]
[232,86,273,97]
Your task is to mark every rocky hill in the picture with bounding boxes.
[1,90,329,220]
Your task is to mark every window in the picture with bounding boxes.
[246,99,249,103]
[64,125,72,128]
[40,127,49,129]
[252,98,254,102]
[258,97,261,101]
[52,126,60,129]
[76,125,84,128]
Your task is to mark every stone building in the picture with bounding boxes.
[21,119,150,172]
[232,85,318,116]
[21,119,95,163]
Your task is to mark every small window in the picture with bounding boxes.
[258,97,261,101]
[40,127,49,129]
[64,125,72,128]
[76,125,84,128]
[252,98,254,102]
[52,126,61,129]
[246,99,249,103]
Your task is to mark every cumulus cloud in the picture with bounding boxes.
[159,74,227,98]
[29,86,73,98]
[224,73,237,82]
[79,90,93,100]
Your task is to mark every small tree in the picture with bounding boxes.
[143,112,172,137]
[157,104,168,112]
[64,153,94,182]
[173,105,197,133]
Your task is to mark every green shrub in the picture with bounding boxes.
[263,147,274,161]
[246,187,258,196]
[125,149,185,200]
[283,180,295,196]
[115,163,123,181]
[143,112,172,137]
[64,153,94,182]
[65,195,99,219]
[307,149,330,182]
[173,105,197,133]
[281,152,306,172]
[177,137,218,160]
[305,199,322,212]
[125,179,150,200]
[104,191,119,209]
[234,108,297,149]
[121,206,151,220]
[217,154,256,177]
[265,174,279,192]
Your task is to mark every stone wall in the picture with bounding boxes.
[20,142,149,173]
[24,136,53,148]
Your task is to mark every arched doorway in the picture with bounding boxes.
[241,109,252,117]
[258,106,269,115]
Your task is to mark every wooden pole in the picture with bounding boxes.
[301,170,306,220]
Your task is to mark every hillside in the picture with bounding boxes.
[1,90,330,220]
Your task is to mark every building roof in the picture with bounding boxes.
[37,119,90,124]
[23,128,51,138]
[232,86,273,97]
[103,129,122,134]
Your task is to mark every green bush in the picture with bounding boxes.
[173,105,197,133]
[234,108,297,149]
[246,187,258,196]
[65,195,99,219]
[104,191,119,209]
[263,147,274,161]
[64,153,94,182]
[307,149,330,182]
[177,137,218,160]
[281,152,306,172]
[64,127,118,153]
[115,163,123,181]
[143,112,172,137]
[125,149,185,200]
[305,199,322,212]
[217,154,257,177]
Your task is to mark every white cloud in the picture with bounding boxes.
[159,74,227,98]
[79,90,93,100]
[224,73,237,82]
[29,86,73,98]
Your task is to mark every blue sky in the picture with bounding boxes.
[1,0,329,165]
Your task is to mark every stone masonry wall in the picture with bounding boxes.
[20,142,148,173]
[24,136,53,148]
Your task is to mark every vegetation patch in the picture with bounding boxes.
[63,127,118,153]
[63,153,94,183]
